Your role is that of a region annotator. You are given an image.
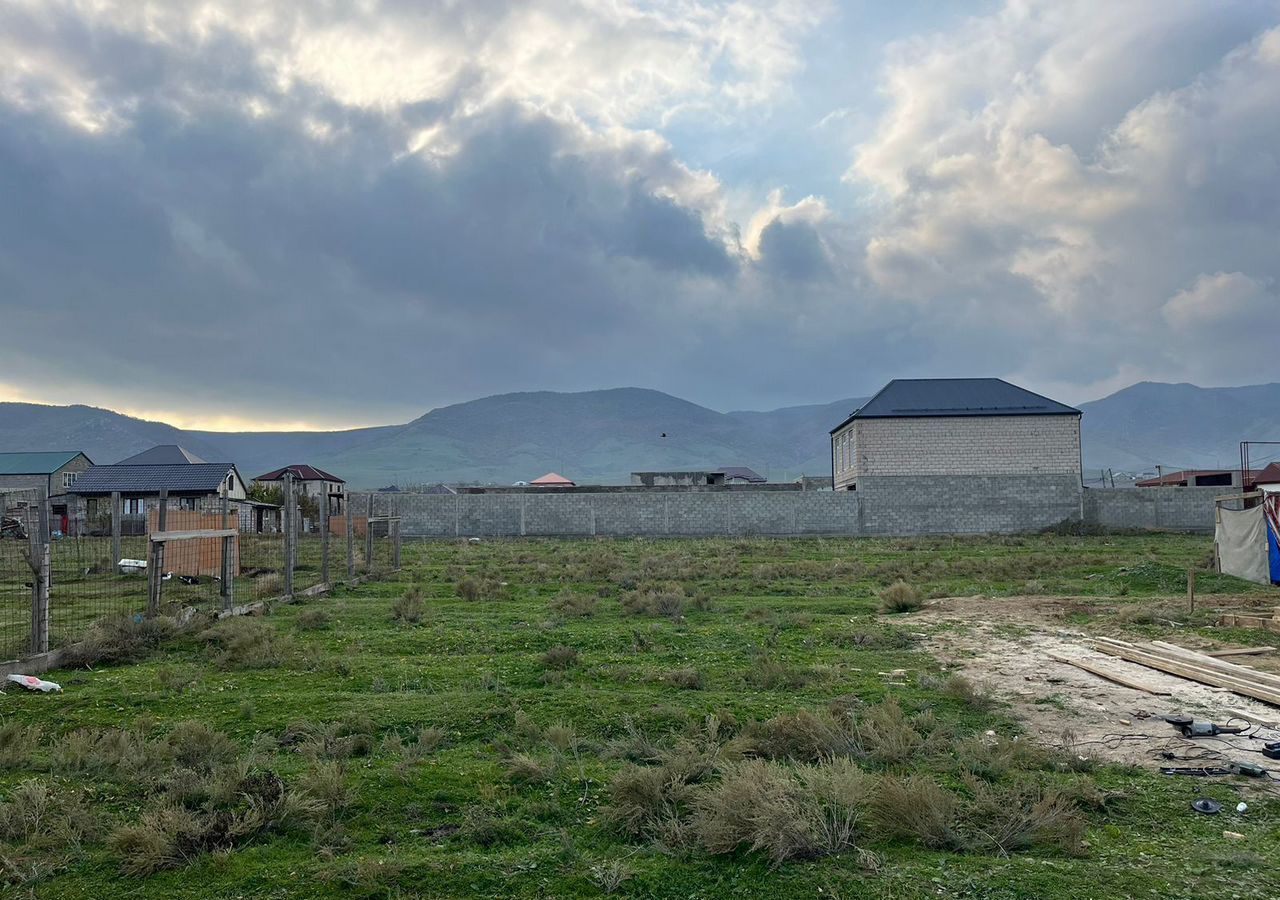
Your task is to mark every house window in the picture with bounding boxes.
[62,471,78,489]
[226,474,235,493]
[178,497,197,510]
[124,498,146,515]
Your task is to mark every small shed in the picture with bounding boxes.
[1215,492,1280,585]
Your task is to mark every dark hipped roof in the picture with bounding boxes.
[69,463,239,495]
[115,445,209,465]
[0,451,91,475]
[255,464,345,483]
[718,466,766,483]
[830,378,1080,433]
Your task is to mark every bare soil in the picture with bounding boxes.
[908,594,1280,783]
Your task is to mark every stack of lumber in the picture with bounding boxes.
[1093,637,1280,706]
[1218,611,1280,632]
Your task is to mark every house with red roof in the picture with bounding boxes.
[255,464,346,512]
[529,472,575,487]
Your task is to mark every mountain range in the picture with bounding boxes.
[1,382,1276,488]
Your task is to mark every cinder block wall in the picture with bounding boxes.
[1084,486,1221,533]
[854,415,1082,477]
[349,481,1222,539]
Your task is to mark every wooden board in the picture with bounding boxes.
[150,529,238,542]
[1092,639,1280,706]
[1047,653,1171,695]
[1206,646,1276,658]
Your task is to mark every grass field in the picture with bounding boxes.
[2,534,1279,898]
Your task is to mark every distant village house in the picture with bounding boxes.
[0,450,94,533]
[254,464,346,513]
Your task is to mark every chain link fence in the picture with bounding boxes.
[0,475,400,667]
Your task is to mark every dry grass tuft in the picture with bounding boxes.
[60,615,180,669]
[871,775,961,850]
[390,587,424,624]
[745,654,814,691]
[541,645,579,670]
[621,586,686,619]
[878,581,923,614]
[296,608,330,631]
[549,590,598,617]
[664,668,704,690]
[200,617,290,669]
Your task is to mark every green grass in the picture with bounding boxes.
[1,534,1277,898]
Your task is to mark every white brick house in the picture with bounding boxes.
[830,379,1082,491]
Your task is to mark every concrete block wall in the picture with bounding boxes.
[853,415,1081,477]
[351,481,1222,539]
[855,474,1084,535]
[1084,486,1222,533]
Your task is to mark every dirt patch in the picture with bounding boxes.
[909,595,1280,779]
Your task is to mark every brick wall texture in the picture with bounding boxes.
[853,415,1081,477]
[350,480,1219,539]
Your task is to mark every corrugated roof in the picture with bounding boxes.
[830,378,1080,432]
[1254,463,1280,485]
[0,451,89,475]
[255,464,345,483]
[69,463,239,495]
[116,445,210,465]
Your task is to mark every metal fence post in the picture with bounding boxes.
[29,488,50,655]
[392,499,401,570]
[110,491,122,571]
[346,498,355,579]
[148,489,167,617]
[283,473,295,598]
[320,489,330,585]
[365,494,374,573]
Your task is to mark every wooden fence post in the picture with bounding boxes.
[346,498,355,580]
[365,494,374,573]
[148,489,167,617]
[111,491,122,572]
[1187,568,1197,614]
[320,490,331,585]
[283,474,295,598]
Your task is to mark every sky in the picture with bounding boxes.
[1,0,1278,431]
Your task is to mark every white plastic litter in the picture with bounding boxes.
[1237,802,1248,814]
[118,558,147,574]
[6,673,62,693]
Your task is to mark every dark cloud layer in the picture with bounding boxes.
[1,1,1278,426]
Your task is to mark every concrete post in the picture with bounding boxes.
[283,474,295,598]
[345,498,355,580]
[365,494,374,573]
[320,489,330,585]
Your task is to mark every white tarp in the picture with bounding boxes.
[1216,504,1270,585]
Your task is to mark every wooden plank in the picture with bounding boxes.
[1206,646,1276,658]
[1092,641,1280,706]
[1147,640,1280,690]
[150,528,238,542]
[1047,653,1171,695]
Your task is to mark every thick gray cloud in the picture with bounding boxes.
[0,0,1277,427]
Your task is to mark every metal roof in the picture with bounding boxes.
[0,451,90,475]
[718,466,766,483]
[69,463,240,495]
[255,464,345,483]
[530,472,575,485]
[115,445,210,465]
[829,378,1080,432]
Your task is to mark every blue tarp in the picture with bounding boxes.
[1269,518,1280,585]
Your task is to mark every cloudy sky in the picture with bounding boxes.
[2,1,1278,430]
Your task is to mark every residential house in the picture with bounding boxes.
[0,450,94,534]
[1135,469,1255,488]
[69,445,255,534]
[829,378,1082,492]
[255,464,346,513]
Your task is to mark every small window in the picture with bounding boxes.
[62,471,78,489]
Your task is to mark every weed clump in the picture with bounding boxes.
[541,645,579,670]
[664,668,704,690]
[390,587,424,624]
[878,581,923,614]
[199,617,290,669]
[621,586,686,619]
[745,653,814,691]
[549,589,598,617]
[61,615,180,669]
[297,608,331,631]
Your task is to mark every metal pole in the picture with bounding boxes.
[283,473,295,598]
[392,498,401,570]
[111,491,122,573]
[220,492,231,604]
[148,489,168,617]
[320,488,330,585]
[345,497,355,580]
[30,488,50,655]
[365,494,374,573]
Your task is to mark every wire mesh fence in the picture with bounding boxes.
[1,476,400,666]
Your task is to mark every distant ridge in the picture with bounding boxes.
[1,381,1276,487]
